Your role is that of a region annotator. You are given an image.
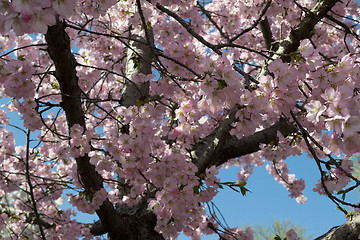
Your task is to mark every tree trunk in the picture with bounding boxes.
[315,214,360,240]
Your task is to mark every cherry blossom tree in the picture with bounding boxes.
[1,0,360,239]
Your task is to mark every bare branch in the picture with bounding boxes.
[156,3,222,55]
[229,1,272,43]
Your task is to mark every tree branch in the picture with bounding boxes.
[259,17,276,51]
[277,0,340,61]
[314,214,360,240]
[45,19,123,236]
[156,3,222,55]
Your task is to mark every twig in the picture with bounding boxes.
[25,130,47,239]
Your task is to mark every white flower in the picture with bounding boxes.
[304,100,326,123]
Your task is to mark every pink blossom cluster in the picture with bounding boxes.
[68,188,108,214]
[313,159,353,195]
[0,0,360,239]
[286,229,300,240]
[266,160,307,204]
[0,0,120,35]
[0,59,35,99]
[220,227,254,240]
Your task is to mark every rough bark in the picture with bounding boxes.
[315,214,360,240]
[121,31,154,107]
[45,20,162,239]
[277,0,339,61]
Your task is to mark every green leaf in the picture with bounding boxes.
[217,79,227,90]
[193,185,200,194]
[310,28,316,36]
[146,22,152,29]
[17,55,26,61]
[133,59,140,70]
[239,182,250,196]
[274,235,282,240]
[51,82,59,89]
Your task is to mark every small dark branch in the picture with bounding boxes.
[25,130,47,240]
[294,0,311,14]
[65,23,129,41]
[290,111,358,211]
[76,62,126,78]
[136,0,156,60]
[197,1,229,40]
[157,51,202,79]
[0,43,47,59]
[325,13,360,46]
[36,65,53,92]
[233,65,259,91]
[229,0,272,43]
[273,160,293,185]
[216,42,272,59]
[259,17,275,51]
[156,3,222,55]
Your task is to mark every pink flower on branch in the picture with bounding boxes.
[304,100,326,123]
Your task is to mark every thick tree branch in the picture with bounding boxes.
[194,107,239,174]
[314,214,360,240]
[259,17,276,51]
[215,117,297,166]
[277,0,340,61]
[194,115,297,174]
[121,2,155,107]
[45,20,123,236]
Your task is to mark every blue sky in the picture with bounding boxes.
[177,155,357,239]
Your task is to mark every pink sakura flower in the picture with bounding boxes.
[286,229,300,240]
[20,13,33,22]
[33,10,56,33]
[324,115,345,134]
[299,39,316,57]
[321,87,341,104]
[0,109,9,125]
[295,194,307,204]
[338,54,354,72]
[288,179,306,201]
[12,0,34,15]
[180,100,194,113]
[327,101,350,117]
[343,116,360,137]
[304,100,326,123]
[92,188,108,207]
[52,0,76,18]
[268,59,289,77]
[70,124,84,140]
